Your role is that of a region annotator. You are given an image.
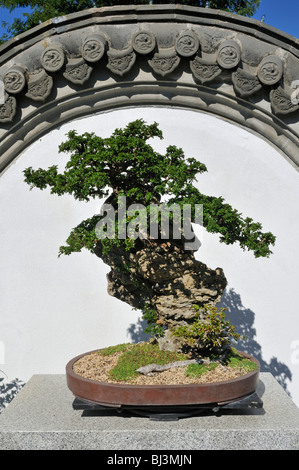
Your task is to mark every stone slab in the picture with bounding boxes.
[0,373,298,450]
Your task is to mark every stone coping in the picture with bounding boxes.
[1,5,298,65]
[0,373,298,450]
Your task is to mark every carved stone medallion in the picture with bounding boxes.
[257,55,283,86]
[82,35,106,63]
[190,56,222,83]
[25,69,53,102]
[232,68,262,97]
[41,46,65,72]
[0,93,17,123]
[175,30,200,57]
[148,49,180,77]
[270,86,299,115]
[107,48,136,76]
[63,58,93,85]
[3,67,26,94]
[217,39,241,69]
[132,30,156,55]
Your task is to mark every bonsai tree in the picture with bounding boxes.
[24,119,275,358]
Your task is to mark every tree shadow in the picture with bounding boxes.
[0,377,25,413]
[220,288,292,395]
[127,287,292,396]
[127,316,151,343]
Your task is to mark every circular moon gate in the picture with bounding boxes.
[1,5,299,174]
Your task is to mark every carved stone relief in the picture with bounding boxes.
[63,58,93,85]
[257,55,283,85]
[232,68,262,97]
[107,47,136,76]
[0,93,17,123]
[41,46,65,73]
[217,39,241,69]
[270,86,299,115]
[132,30,156,55]
[1,19,299,127]
[149,48,180,76]
[82,34,106,63]
[25,69,53,101]
[175,30,200,57]
[190,56,222,84]
[3,67,26,94]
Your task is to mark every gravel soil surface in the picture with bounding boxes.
[73,350,247,385]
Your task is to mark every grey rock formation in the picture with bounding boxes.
[96,237,227,351]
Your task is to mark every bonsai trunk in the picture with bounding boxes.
[95,236,227,353]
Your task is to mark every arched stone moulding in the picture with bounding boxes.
[1,4,299,174]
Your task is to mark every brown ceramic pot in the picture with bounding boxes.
[66,349,260,408]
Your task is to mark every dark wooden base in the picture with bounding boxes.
[72,390,263,420]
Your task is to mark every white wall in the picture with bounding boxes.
[1,107,299,406]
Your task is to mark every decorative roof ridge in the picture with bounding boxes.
[1,5,298,65]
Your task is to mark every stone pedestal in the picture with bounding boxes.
[0,373,298,450]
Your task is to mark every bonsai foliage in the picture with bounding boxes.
[23,119,275,355]
[24,119,275,259]
[173,304,243,356]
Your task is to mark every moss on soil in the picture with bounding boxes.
[96,342,258,382]
[105,342,189,382]
[98,343,132,357]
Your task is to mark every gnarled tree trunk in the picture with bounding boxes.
[95,234,227,352]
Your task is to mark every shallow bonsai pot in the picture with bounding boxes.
[66,349,260,408]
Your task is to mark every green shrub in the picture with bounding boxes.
[141,303,165,338]
[173,304,244,356]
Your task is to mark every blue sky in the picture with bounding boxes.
[0,1,298,39]
[252,0,299,38]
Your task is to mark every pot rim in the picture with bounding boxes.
[66,347,260,390]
